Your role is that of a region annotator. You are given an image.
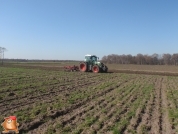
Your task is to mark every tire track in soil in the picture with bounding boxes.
[134,77,158,134]
[125,99,148,134]
[164,77,178,133]
[161,77,174,134]
[167,78,178,108]
[136,77,163,134]
[24,76,137,133]
[123,76,156,134]
[150,77,162,134]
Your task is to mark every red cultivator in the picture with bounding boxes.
[64,65,79,72]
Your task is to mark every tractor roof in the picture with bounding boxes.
[85,54,97,57]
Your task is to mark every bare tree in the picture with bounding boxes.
[163,54,171,65]
[171,53,178,65]
[0,47,7,65]
[101,56,107,63]
[151,53,159,65]
[127,54,133,64]
[136,54,145,65]
[143,55,151,65]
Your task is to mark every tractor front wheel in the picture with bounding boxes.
[79,62,87,72]
[92,65,100,73]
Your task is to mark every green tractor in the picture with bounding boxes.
[79,55,108,73]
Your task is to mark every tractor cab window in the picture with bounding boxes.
[91,56,97,61]
[85,56,90,61]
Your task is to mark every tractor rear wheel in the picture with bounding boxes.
[92,65,100,73]
[79,62,87,72]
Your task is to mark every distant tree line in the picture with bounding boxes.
[101,53,178,65]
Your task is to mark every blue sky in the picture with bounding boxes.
[1,0,178,60]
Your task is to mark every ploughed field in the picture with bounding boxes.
[0,66,178,134]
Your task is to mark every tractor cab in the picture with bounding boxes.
[85,55,97,62]
[84,55,98,63]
